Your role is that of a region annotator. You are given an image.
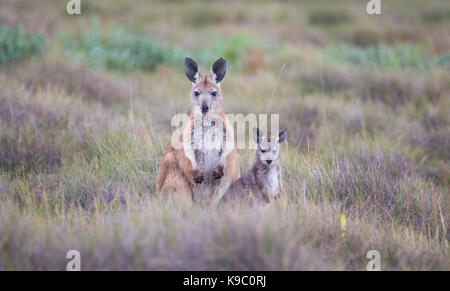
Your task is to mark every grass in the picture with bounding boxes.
[61,22,183,71]
[324,43,442,70]
[308,10,353,26]
[0,25,46,64]
[0,194,446,270]
[0,0,448,270]
[61,22,266,71]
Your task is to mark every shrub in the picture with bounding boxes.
[308,10,352,26]
[183,6,227,26]
[294,64,448,106]
[0,82,110,174]
[62,24,185,71]
[63,24,266,71]
[210,32,266,65]
[325,43,431,69]
[0,25,46,64]
[422,9,450,23]
[12,62,129,105]
[348,29,382,47]
[429,53,450,69]
[187,32,267,71]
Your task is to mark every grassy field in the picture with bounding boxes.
[0,0,449,270]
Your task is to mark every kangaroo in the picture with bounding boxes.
[222,128,287,204]
[156,57,240,203]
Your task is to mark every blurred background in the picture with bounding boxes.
[0,0,448,270]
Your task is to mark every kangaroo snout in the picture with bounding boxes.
[201,104,209,113]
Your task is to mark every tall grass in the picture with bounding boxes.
[324,43,434,69]
[0,25,46,64]
[1,175,447,270]
[308,10,352,26]
[0,0,448,271]
[62,24,184,71]
[62,22,266,71]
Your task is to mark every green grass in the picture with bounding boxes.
[324,43,438,69]
[61,22,183,71]
[0,25,46,64]
[308,10,353,26]
[62,21,266,71]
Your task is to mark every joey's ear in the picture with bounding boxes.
[278,128,287,144]
[211,57,226,83]
[185,57,199,83]
[252,127,264,144]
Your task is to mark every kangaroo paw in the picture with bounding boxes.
[212,165,224,180]
[193,169,204,184]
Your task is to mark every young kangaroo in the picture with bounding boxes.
[222,128,287,204]
[156,57,240,203]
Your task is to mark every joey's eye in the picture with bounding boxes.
[261,149,266,153]
[194,91,200,97]
[211,91,217,97]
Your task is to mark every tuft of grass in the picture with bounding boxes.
[0,77,114,174]
[1,0,449,271]
[183,5,228,27]
[324,43,433,69]
[429,53,450,69]
[283,150,448,238]
[209,32,267,66]
[0,25,46,65]
[0,192,447,270]
[308,10,352,26]
[62,23,266,72]
[422,9,450,23]
[295,63,448,105]
[9,61,129,105]
[62,23,184,71]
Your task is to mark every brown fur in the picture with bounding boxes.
[156,58,240,203]
[156,113,240,200]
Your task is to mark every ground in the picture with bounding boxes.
[0,0,448,270]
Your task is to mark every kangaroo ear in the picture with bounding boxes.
[278,128,287,144]
[211,58,226,83]
[185,57,199,83]
[252,127,264,144]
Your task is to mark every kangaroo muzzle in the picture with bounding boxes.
[201,104,209,113]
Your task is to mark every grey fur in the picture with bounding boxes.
[222,128,287,204]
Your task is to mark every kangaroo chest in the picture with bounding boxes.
[259,166,280,197]
[193,117,224,173]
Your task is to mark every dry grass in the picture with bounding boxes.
[0,0,448,270]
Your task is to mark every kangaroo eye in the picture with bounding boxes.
[194,91,200,97]
[261,149,266,153]
[211,91,217,97]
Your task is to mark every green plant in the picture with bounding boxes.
[0,25,46,64]
[210,32,266,65]
[309,10,352,26]
[188,31,267,69]
[62,24,185,71]
[325,43,434,69]
[429,53,450,69]
[62,24,266,71]
[422,9,450,23]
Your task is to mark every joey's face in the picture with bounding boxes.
[256,139,280,165]
[253,128,288,166]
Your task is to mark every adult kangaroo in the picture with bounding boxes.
[156,57,240,204]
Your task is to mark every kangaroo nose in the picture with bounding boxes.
[201,104,209,113]
[266,160,272,164]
